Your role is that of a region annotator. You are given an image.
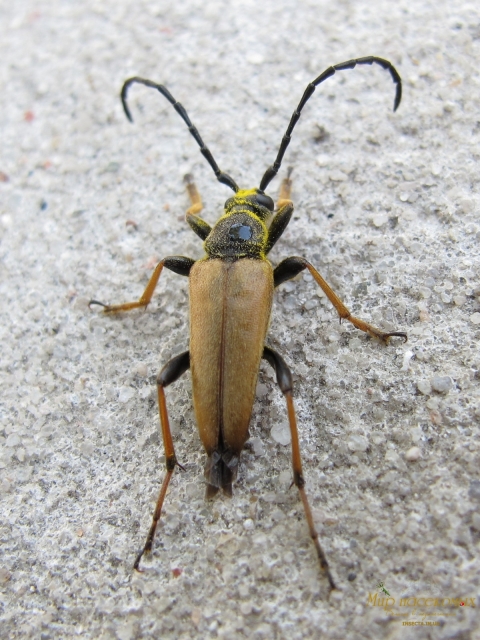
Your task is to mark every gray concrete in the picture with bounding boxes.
[1,0,479,638]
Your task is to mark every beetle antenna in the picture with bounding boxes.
[259,56,402,192]
[121,77,239,193]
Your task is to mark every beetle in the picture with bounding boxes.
[90,56,407,591]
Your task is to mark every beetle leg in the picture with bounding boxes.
[184,173,203,215]
[265,170,295,254]
[134,350,190,571]
[276,167,294,209]
[184,174,213,240]
[273,256,407,345]
[89,256,195,313]
[262,346,336,591]
[265,203,294,254]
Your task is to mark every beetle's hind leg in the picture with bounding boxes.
[262,346,337,591]
[134,350,190,571]
[273,257,407,344]
[184,174,212,240]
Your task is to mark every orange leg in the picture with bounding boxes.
[184,173,203,215]
[277,167,293,209]
[305,262,406,344]
[184,174,212,241]
[263,346,337,591]
[134,351,190,571]
[89,256,194,314]
[273,257,407,345]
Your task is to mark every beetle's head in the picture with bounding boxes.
[224,188,274,221]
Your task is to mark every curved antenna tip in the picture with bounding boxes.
[393,84,402,112]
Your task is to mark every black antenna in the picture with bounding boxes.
[259,56,402,192]
[121,77,239,193]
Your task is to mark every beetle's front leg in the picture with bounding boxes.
[134,350,190,571]
[262,346,336,591]
[184,174,212,240]
[89,256,195,313]
[274,256,407,344]
[265,170,294,254]
[276,166,293,209]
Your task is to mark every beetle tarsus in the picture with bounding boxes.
[384,331,408,343]
[133,550,147,572]
[88,299,108,309]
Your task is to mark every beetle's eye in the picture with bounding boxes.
[229,223,253,241]
[255,193,274,211]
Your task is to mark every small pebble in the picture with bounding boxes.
[256,383,269,397]
[405,446,421,461]
[401,350,414,371]
[417,380,431,395]
[347,435,368,453]
[470,312,480,325]
[6,434,21,447]
[329,170,348,182]
[250,437,265,457]
[419,309,431,322]
[243,518,254,531]
[430,376,453,393]
[118,386,135,403]
[372,213,388,227]
[240,602,252,615]
[271,422,291,445]
[133,363,148,377]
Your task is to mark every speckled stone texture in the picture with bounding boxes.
[1,1,479,638]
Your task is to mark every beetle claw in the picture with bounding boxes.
[133,550,147,572]
[88,299,108,309]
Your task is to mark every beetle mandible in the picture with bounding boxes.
[90,56,407,591]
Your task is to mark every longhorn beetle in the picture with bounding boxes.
[90,57,407,591]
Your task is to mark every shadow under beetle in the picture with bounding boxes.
[90,56,407,591]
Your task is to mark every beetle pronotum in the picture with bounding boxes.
[90,57,406,591]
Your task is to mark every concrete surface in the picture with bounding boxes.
[1,0,479,638]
